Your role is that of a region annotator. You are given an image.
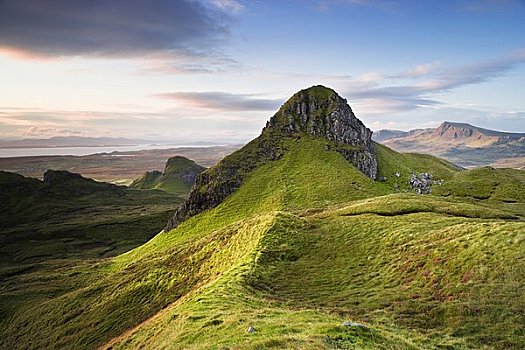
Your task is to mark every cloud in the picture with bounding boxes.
[343,48,525,116]
[22,126,89,138]
[138,55,241,75]
[155,92,283,111]
[393,62,442,79]
[211,0,244,14]
[0,105,270,143]
[420,49,525,91]
[0,0,234,60]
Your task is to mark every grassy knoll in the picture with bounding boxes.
[130,156,205,196]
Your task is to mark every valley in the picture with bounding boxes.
[0,145,238,184]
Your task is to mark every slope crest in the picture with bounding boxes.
[165,86,378,231]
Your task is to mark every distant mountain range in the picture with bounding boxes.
[0,136,153,148]
[373,122,525,169]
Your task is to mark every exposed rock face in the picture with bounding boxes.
[164,135,282,231]
[163,156,205,186]
[264,85,377,179]
[164,85,377,232]
[409,172,444,194]
[131,156,205,193]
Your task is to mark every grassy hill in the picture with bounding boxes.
[1,135,523,350]
[130,156,205,196]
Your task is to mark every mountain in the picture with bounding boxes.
[371,128,410,142]
[372,128,430,142]
[1,86,524,350]
[130,156,205,195]
[165,85,377,231]
[374,122,525,168]
[0,136,154,148]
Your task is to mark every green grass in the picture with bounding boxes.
[433,166,525,202]
[1,137,524,349]
[0,171,179,263]
[130,156,205,196]
[375,143,461,189]
[106,206,524,349]
[0,171,181,336]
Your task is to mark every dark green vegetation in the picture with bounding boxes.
[0,169,181,332]
[130,156,205,195]
[0,169,181,263]
[1,87,523,349]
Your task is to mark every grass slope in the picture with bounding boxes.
[1,138,524,349]
[0,170,181,333]
[130,156,205,196]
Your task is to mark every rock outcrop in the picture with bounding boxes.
[163,156,205,186]
[409,172,444,194]
[131,156,205,194]
[164,135,283,231]
[264,85,377,178]
[43,169,84,186]
[164,85,377,231]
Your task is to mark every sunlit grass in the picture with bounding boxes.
[1,137,523,349]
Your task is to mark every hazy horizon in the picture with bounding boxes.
[1,0,524,143]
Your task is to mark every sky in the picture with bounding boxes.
[0,0,524,143]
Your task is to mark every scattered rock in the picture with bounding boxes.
[341,321,367,329]
[409,172,443,194]
[246,325,256,333]
[395,172,401,177]
[378,176,387,182]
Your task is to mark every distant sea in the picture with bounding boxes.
[0,144,222,158]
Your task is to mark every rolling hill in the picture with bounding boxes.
[374,122,525,168]
[0,169,180,263]
[130,156,205,195]
[1,86,524,350]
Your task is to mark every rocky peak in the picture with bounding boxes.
[265,85,372,147]
[164,86,378,232]
[264,85,377,178]
[164,156,199,173]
